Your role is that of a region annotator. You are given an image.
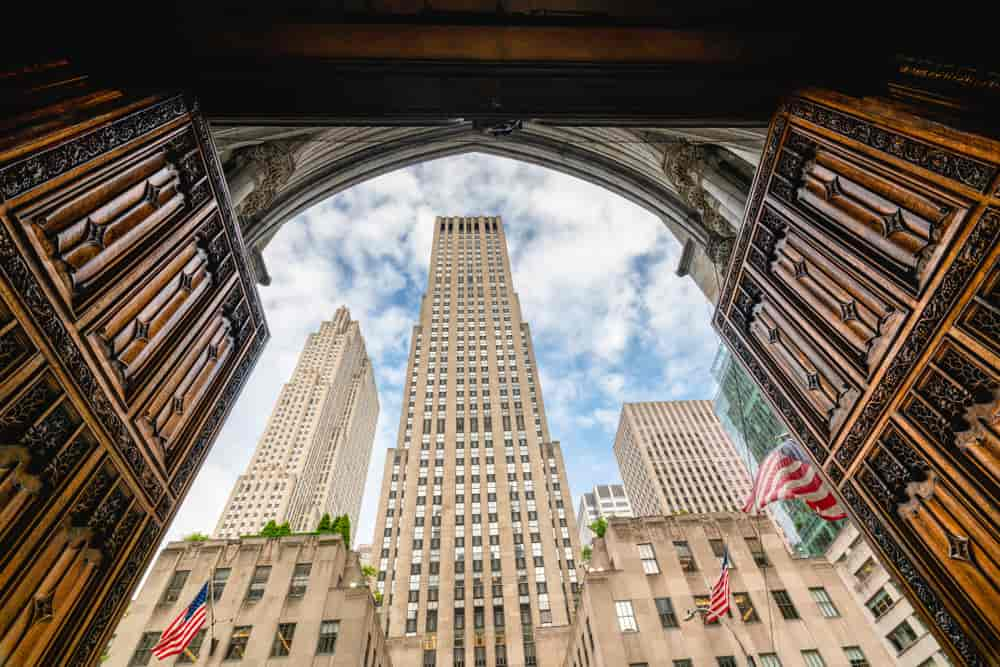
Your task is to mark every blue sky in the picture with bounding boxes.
[164,153,723,548]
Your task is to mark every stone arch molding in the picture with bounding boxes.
[213,122,766,302]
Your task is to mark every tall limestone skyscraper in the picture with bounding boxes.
[372,216,581,666]
[215,307,378,541]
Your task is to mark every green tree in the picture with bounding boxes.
[258,520,292,539]
[334,514,351,548]
[317,513,333,532]
[373,590,383,605]
[182,532,209,542]
[589,517,608,539]
[581,545,592,562]
[361,564,377,580]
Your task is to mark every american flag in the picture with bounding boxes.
[152,582,208,661]
[743,439,847,521]
[705,548,731,623]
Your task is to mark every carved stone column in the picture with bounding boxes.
[226,141,296,222]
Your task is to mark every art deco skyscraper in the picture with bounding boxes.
[371,216,581,666]
[215,307,378,541]
[614,400,752,517]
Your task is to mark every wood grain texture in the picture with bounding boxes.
[715,89,1000,667]
[0,79,267,666]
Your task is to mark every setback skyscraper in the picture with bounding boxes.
[613,400,752,517]
[576,484,634,547]
[215,307,378,541]
[371,216,581,666]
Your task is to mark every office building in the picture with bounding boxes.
[576,484,634,547]
[107,535,390,666]
[215,307,379,540]
[370,216,581,666]
[563,515,891,666]
[613,400,752,518]
[711,344,843,557]
[826,524,949,666]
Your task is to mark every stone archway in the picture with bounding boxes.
[213,122,766,302]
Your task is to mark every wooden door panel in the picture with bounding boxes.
[0,83,267,666]
[716,90,1000,666]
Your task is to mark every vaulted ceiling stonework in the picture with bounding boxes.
[213,122,766,302]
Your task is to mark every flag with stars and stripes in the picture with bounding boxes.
[705,548,731,623]
[152,582,208,661]
[742,439,847,521]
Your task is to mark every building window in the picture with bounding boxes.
[809,587,839,617]
[454,647,466,667]
[709,539,726,559]
[772,590,799,619]
[316,620,339,654]
[638,543,660,574]
[615,600,638,632]
[854,557,876,584]
[160,570,189,605]
[716,658,737,667]
[211,568,230,602]
[672,661,692,667]
[174,629,207,662]
[424,649,437,666]
[270,623,296,657]
[225,626,252,660]
[288,563,311,597]
[733,592,759,622]
[866,588,893,619]
[801,650,826,667]
[496,644,508,666]
[672,541,697,572]
[744,537,769,568]
[128,632,160,666]
[246,566,270,601]
[887,620,919,653]
[475,646,487,667]
[758,654,782,667]
[844,646,870,666]
[655,597,678,628]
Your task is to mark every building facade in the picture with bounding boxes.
[613,401,752,518]
[711,344,843,557]
[563,515,891,667]
[215,307,378,540]
[577,485,634,547]
[370,216,581,667]
[826,523,949,666]
[107,535,389,666]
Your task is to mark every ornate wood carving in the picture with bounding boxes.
[0,86,268,665]
[715,89,1000,666]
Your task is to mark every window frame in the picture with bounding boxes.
[615,600,638,633]
[270,622,296,657]
[655,597,678,628]
[809,587,840,618]
[224,625,253,661]
[128,631,161,666]
[771,590,800,620]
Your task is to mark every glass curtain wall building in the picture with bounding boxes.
[711,344,843,557]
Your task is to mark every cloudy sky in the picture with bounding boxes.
[161,153,723,553]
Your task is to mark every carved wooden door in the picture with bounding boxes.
[715,89,999,666]
[0,73,267,665]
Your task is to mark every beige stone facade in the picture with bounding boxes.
[106,535,390,666]
[614,401,752,518]
[564,515,892,667]
[826,523,950,666]
[215,307,378,539]
[371,216,581,667]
